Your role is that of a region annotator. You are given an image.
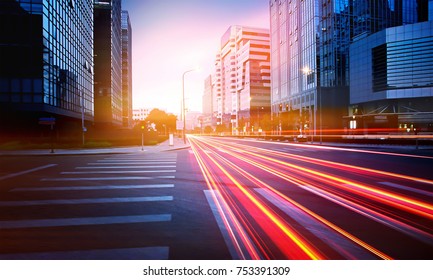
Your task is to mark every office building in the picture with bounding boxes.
[94,0,122,128]
[202,75,213,115]
[270,0,322,136]
[132,108,150,122]
[0,0,94,136]
[349,20,433,132]
[214,25,270,134]
[270,0,429,135]
[121,10,133,128]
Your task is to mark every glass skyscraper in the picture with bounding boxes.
[121,10,132,128]
[0,0,94,135]
[270,0,431,134]
[270,0,322,135]
[350,19,433,132]
[94,0,122,128]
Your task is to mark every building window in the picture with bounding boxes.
[372,44,387,92]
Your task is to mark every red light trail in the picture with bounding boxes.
[188,135,433,260]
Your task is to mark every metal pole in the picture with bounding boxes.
[182,69,197,144]
[319,85,322,144]
[50,123,54,153]
[141,131,144,151]
[81,91,85,146]
[182,72,186,144]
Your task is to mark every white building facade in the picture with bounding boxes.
[213,26,271,134]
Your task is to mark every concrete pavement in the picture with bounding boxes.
[0,136,191,156]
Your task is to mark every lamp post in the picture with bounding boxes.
[80,90,86,146]
[182,68,198,144]
[302,66,321,144]
[141,125,145,151]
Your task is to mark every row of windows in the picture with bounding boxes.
[0,0,94,116]
[373,36,433,92]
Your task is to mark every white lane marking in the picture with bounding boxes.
[11,184,174,192]
[255,188,377,259]
[0,247,169,260]
[60,170,176,174]
[379,182,433,197]
[302,184,433,246]
[0,164,57,181]
[76,166,176,169]
[97,159,176,162]
[0,196,173,206]
[0,214,171,229]
[88,162,176,165]
[106,156,176,160]
[204,190,262,260]
[41,176,175,181]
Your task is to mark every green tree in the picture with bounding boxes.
[144,109,177,134]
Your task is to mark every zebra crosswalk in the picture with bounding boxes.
[0,153,178,260]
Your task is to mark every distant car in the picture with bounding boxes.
[295,134,308,142]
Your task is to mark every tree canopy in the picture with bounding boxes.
[144,109,177,134]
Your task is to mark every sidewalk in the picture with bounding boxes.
[0,136,191,157]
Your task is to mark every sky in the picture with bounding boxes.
[122,0,270,115]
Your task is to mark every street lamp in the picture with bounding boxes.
[302,66,321,144]
[182,68,199,144]
[141,125,145,151]
[80,90,86,146]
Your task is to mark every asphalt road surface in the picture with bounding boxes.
[0,136,432,260]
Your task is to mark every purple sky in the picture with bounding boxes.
[122,0,270,115]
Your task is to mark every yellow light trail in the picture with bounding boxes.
[198,137,433,220]
[189,137,262,260]
[199,142,392,260]
[189,136,325,260]
[188,135,433,259]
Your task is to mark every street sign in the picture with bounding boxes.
[176,120,184,130]
[38,117,56,125]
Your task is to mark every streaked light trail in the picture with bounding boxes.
[188,135,433,260]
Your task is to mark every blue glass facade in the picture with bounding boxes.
[0,0,94,133]
[271,0,430,132]
[270,0,321,134]
[350,21,433,131]
[94,0,122,127]
[121,10,132,128]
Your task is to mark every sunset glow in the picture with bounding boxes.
[122,0,270,114]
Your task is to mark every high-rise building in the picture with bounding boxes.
[0,0,94,136]
[202,75,213,116]
[94,0,122,128]
[270,0,430,135]
[213,26,270,134]
[349,20,433,132]
[270,0,321,136]
[121,10,132,128]
[132,108,150,122]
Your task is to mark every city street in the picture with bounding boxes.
[0,141,229,260]
[0,137,432,260]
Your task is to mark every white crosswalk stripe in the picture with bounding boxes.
[1,153,179,259]
[0,247,169,260]
[0,214,172,229]
[11,184,174,192]
[76,165,176,169]
[0,196,173,206]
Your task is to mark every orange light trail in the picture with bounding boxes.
[187,135,433,260]
[190,136,325,259]
[201,138,433,219]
